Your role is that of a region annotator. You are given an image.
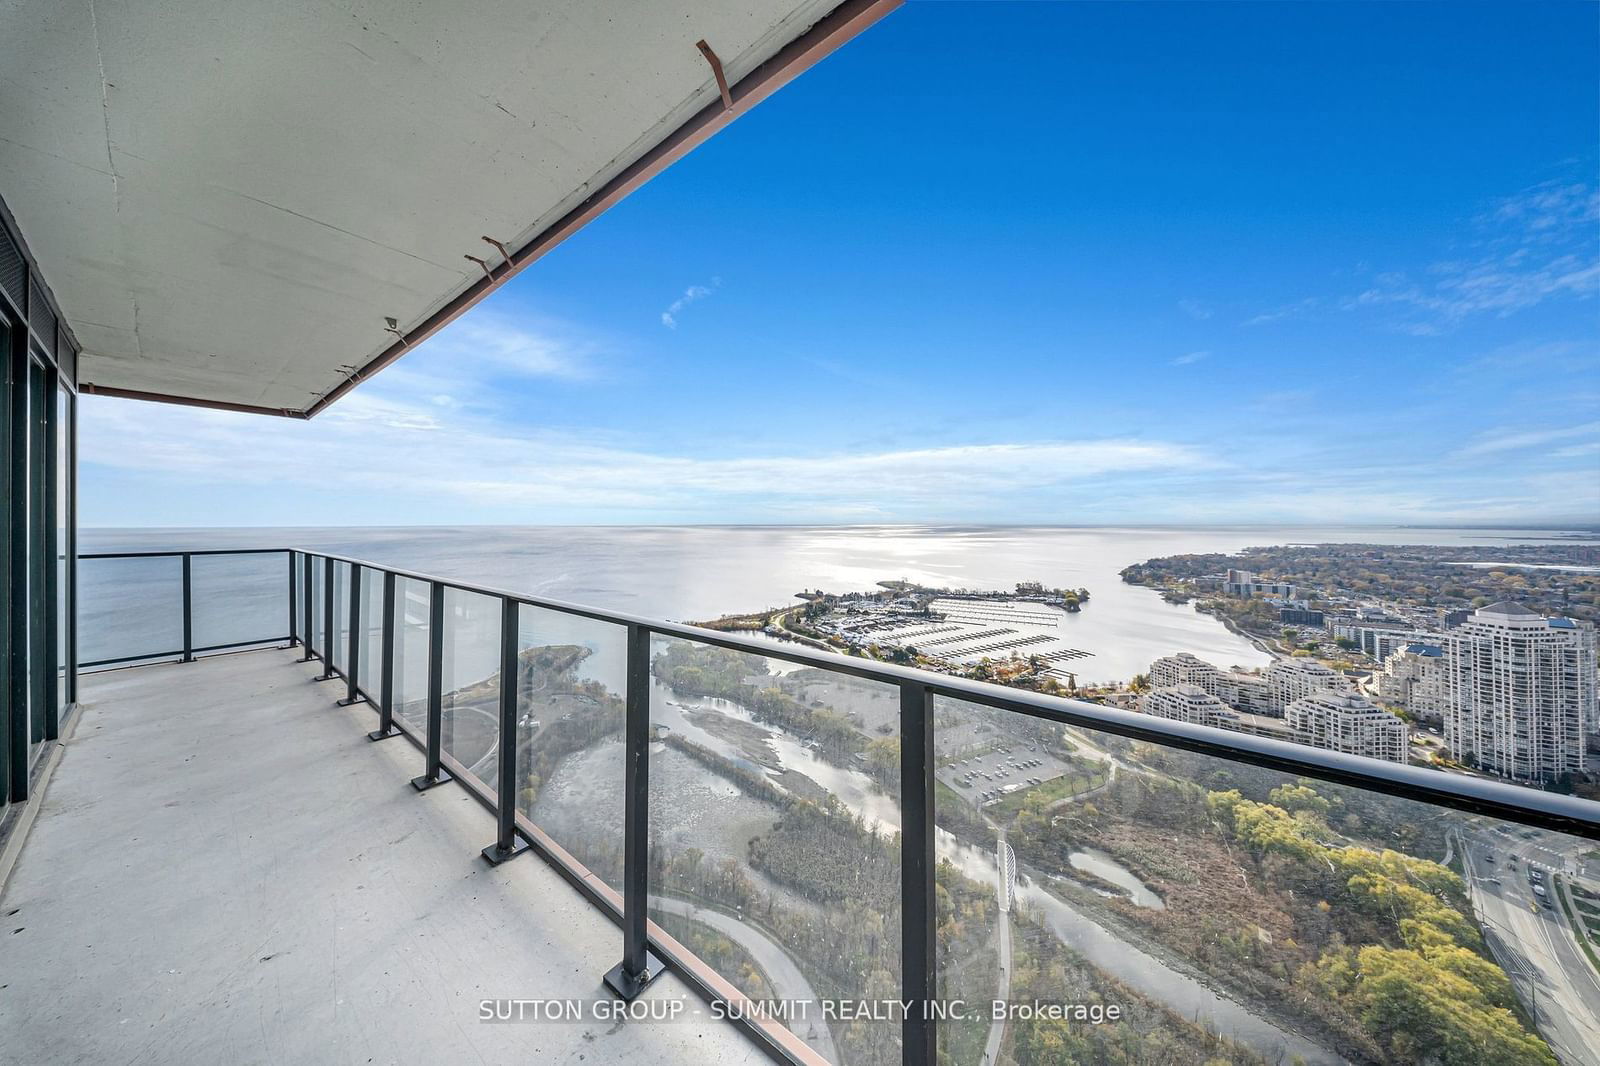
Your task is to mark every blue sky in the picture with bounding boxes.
[82,1,1600,527]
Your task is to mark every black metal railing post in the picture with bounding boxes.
[337,565,363,705]
[411,581,452,791]
[314,556,336,681]
[287,550,298,648]
[180,552,194,663]
[605,622,663,999]
[900,681,937,1065]
[298,553,316,663]
[481,596,529,865]
[369,571,401,741]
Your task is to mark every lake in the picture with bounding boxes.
[79,524,1592,684]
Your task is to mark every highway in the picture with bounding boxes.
[982,833,1016,1066]
[1456,826,1600,1066]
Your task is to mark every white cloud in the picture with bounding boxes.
[79,386,1215,519]
[1351,179,1600,330]
[1177,298,1212,320]
[1170,350,1210,366]
[661,278,721,329]
[1243,298,1318,326]
[1453,420,1600,458]
[414,312,597,381]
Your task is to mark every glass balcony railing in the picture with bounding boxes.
[78,549,293,667]
[79,548,1600,1066]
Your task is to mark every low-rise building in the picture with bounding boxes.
[1331,621,1431,662]
[1140,684,1238,728]
[1225,568,1296,600]
[1285,692,1410,763]
[1148,652,1222,695]
[1374,643,1448,725]
[1216,671,1274,714]
[1267,658,1350,714]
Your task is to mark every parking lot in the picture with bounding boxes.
[937,741,1072,807]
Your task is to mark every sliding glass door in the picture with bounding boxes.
[2,216,76,811]
[27,351,47,767]
[2,312,74,809]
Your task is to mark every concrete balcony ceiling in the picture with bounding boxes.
[0,0,891,415]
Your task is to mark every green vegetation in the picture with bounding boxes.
[1005,910,1269,1066]
[749,796,897,906]
[989,762,1110,820]
[654,912,777,1002]
[1210,788,1553,1065]
[636,628,1561,1065]
[654,641,869,766]
[1122,543,1599,624]
[1553,876,1600,978]
[1003,764,1552,1065]
[511,645,625,812]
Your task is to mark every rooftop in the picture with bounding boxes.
[1479,601,1542,617]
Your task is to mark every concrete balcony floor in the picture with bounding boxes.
[0,648,762,1065]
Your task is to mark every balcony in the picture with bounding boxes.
[2,647,761,1065]
[5,547,1599,1066]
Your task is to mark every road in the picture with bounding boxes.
[1456,827,1600,1066]
[982,834,1016,1065]
[650,895,837,1063]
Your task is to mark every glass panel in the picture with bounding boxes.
[648,637,902,1066]
[27,357,45,753]
[292,553,306,648]
[931,693,1595,1066]
[330,561,350,674]
[358,567,383,697]
[190,553,288,650]
[392,577,431,734]
[55,385,69,714]
[77,555,183,665]
[439,588,501,791]
[511,605,627,891]
[309,559,325,659]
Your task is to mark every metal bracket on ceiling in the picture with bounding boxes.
[463,254,495,282]
[382,316,411,350]
[696,39,733,111]
[481,235,512,268]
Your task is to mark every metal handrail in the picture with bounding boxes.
[291,547,1600,841]
[80,545,1600,1066]
[79,547,295,668]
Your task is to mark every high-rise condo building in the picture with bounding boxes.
[1442,602,1598,782]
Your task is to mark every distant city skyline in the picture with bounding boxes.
[80,1,1599,527]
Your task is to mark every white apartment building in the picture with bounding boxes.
[1148,652,1222,695]
[1441,602,1598,782]
[1330,622,1430,662]
[1140,684,1238,729]
[1146,654,1277,715]
[1225,568,1296,600]
[1285,692,1410,763]
[1267,658,1351,714]
[1374,643,1448,724]
[1217,672,1274,714]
